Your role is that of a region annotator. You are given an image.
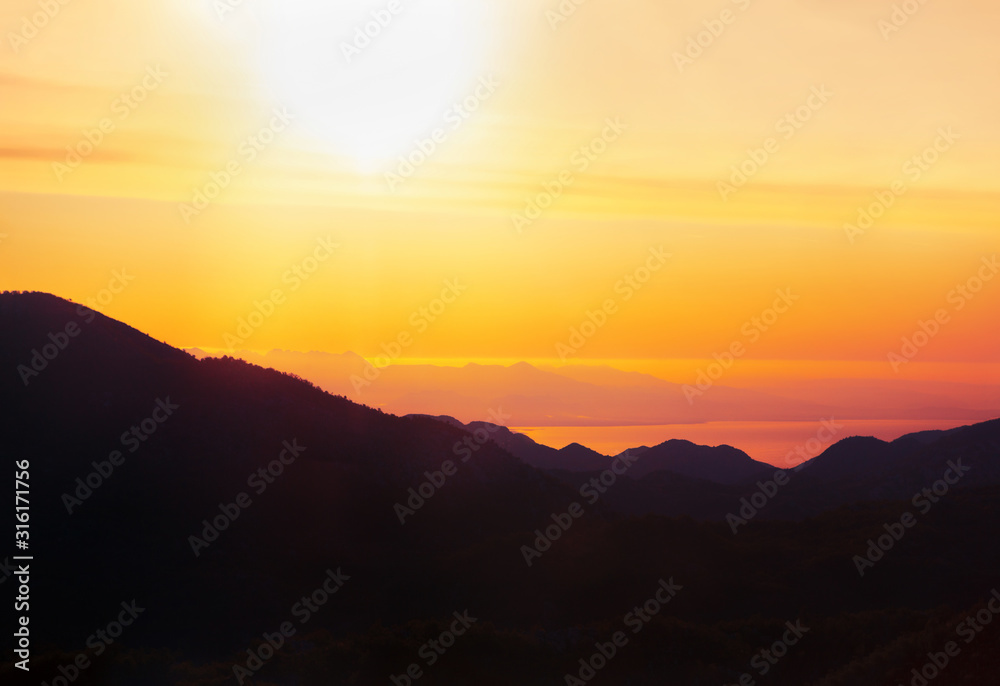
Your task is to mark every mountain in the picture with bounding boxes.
[794,420,1000,489]
[4,292,1000,685]
[413,416,773,484]
[0,292,581,650]
[409,415,612,471]
[616,439,772,483]
[407,412,1000,525]
[193,348,1000,429]
[198,347,838,426]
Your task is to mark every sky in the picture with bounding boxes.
[1,0,998,391]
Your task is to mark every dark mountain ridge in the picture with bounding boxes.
[3,291,999,685]
[412,415,775,484]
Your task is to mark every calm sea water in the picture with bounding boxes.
[510,418,987,467]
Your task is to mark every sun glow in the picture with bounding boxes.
[256,0,492,170]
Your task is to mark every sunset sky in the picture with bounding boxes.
[2,0,998,390]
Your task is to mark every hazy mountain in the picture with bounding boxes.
[193,349,1000,429]
[196,347,838,425]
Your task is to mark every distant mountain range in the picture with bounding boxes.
[416,413,1000,520]
[4,291,1000,685]
[187,347,1000,427]
[410,414,776,484]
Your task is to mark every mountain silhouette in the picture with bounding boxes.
[201,347,1000,429]
[414,415,773,484]
[3,291,1000,685]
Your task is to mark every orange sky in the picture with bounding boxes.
[1,0,998,388]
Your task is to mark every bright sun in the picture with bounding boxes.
[256,0,491,171]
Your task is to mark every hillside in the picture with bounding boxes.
[2,292,999,685]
